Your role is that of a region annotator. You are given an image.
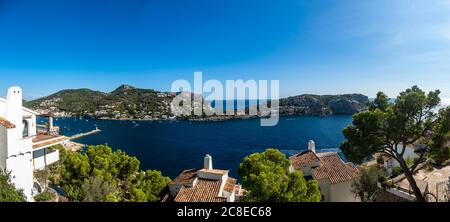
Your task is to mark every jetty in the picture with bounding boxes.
[65,141,86,152]
[63,127,101,151]
[70,127,101,140]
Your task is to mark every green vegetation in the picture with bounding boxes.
[34,190,55,202]
[429,108,450,165]
[26,84,371,119]
[340,86,450,202]
[50,145,171,202]
[238,149,321,202]
[27,88,106,114]
[376,156,384,165]
[81,175,118,202]
[34,169,50,190]
[0,170,26,202]
[280,94,369,115]
[390,166,404,178]
[351,167,381,202]
[25,85,174,119]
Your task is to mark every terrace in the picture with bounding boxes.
[380,165,450,202]
[32,134,69,150]
[30,113,69,170]
[395,165,450,202]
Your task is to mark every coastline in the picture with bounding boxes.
[52,114,354,179]
[52,112,354,122]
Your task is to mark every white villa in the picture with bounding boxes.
[289,140,360,202]
[375,144,424,176]
[0,86,69,201]
[162,154,245,202]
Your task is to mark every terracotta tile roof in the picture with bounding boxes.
[223,177,237,193]
[161,193,173,202]
[174,179,227,202]
[312,152,359,184]
[169,168,200,186]
[32,135,69,149]
[0,116,15,129]
[289,150,320,169]
[198,169,229,175]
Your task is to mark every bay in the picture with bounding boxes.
[49,115,352,179]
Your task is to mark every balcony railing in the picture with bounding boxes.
[33,149,60,170]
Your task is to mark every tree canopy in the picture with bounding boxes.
[238,149,321,202]
[340,86,450,202]
[351,167,380,202]
[53,145,170,202]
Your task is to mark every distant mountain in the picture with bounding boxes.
[279,94,369,116]
[26,85,176,120]
[26,85,369,120]
[111,84,136,93]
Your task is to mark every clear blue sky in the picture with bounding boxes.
[0,0,449,101]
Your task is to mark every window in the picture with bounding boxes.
[23,120,29,138]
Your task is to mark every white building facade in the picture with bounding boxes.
[289,140,360,202]
[0,86,69,201]
[163,154,245,202]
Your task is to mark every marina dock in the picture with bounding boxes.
[70,127,102,140]
[64,127,101,151]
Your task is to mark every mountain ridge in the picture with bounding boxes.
[25,85,369,120]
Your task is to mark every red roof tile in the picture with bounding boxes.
[312,152,359,184]
[223,177,237,193]
[289,150,320,169]
[0,116,15,129]
[174,179,227,202]
[169,168,200,186]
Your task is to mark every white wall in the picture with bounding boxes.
[5,134,34,201]
[330,180,360,202]
[222,190,235,202]
[0,126,7,170]
[385,145,419,175]
[1,87,36,201]
[197,170,227,181]
[317,179,331,202]
[317,178,360,202]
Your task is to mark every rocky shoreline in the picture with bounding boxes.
[27,85,369,121]
[52,109,352,122]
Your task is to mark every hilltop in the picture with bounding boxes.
[26,85,369,120]
[26,85,177,120]
[279,94,369,116]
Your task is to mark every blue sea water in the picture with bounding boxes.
[49,116,352,179]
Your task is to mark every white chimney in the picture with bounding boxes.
[308,140,316,153]
[5,86,23,140]
[204,154,213,170]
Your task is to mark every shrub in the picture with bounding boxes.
[34,190,55,202]
[378,175,387,183]
[391,166,403,177]
[0,170,26,202]
[376,156,384,165]
[384,180,396,189]
[425,159,434,172]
